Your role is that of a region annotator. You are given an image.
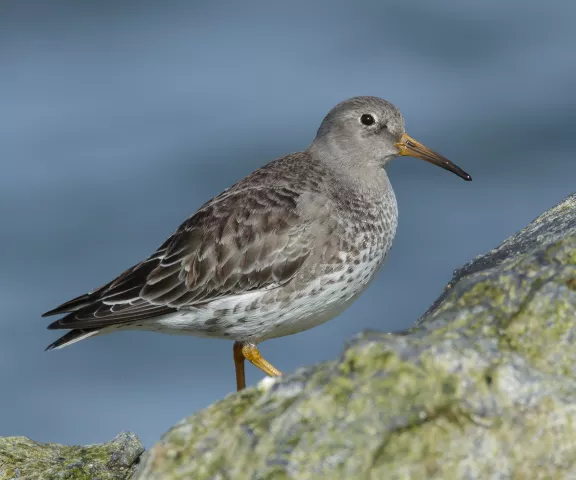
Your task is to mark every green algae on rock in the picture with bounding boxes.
[0,432,143,480]
[134,193,576,480]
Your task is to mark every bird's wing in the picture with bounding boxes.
[44,186,318,330]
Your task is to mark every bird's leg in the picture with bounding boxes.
[233,342,282,391]
[233,341,247,391]
[242,343,282,377]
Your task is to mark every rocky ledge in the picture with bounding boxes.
[135,193,576,479]
[3,193,576,479]
[0,432,143,480]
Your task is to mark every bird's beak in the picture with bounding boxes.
[396,133,472,181]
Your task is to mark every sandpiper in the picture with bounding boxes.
[43,96,471,391]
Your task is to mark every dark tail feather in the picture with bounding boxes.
[42,293,96,317]
[45,329,100,351]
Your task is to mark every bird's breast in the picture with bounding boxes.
[308,184,398,301]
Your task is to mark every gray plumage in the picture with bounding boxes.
[43,96,470,351]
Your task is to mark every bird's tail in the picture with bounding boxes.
[45,328,100,351]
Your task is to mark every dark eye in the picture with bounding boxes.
[360,114,375,126]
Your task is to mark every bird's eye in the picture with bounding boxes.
[360,114,375,126]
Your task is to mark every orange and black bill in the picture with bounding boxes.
[396,133,472,181]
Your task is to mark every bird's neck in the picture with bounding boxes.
[307,142,392,200]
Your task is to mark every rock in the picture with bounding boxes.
[0,432,144,480]
[134,193,576,479]
[416,192,576,326]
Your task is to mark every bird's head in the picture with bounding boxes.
[311,96,471,181]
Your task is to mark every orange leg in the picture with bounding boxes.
[233,341,246,391]
[233,341,282,391]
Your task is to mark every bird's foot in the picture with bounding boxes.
[233,341,282,391]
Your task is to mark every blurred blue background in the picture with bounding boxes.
[1,0,575,448]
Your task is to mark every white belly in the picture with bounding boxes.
[120,244,388,343]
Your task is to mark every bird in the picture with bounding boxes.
[42,96,471,391]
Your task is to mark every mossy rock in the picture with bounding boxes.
[134,193,576,479]
[0,432,143,480]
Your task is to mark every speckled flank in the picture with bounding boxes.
[134,193,576,480]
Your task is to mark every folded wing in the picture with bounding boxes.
[44,186,314,330]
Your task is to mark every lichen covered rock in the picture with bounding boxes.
[135,193,576,479]
[0,432,143,480]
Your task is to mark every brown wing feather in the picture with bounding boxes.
[45,185,313,330]
[141,186,312,307]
